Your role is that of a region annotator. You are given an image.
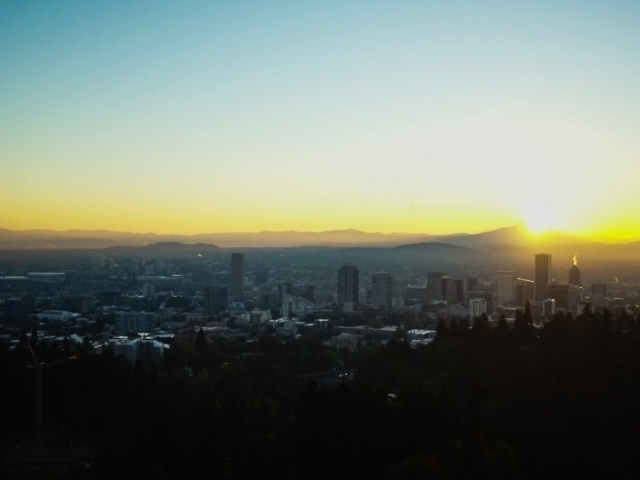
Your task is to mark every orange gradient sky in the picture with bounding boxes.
[1,2,639,241]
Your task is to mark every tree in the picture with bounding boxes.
[459,318,470,335]
[495,315,510,336]
[473,313,490,335]
[449,318,460,338]
[514,305,534,343]
[523,301,533,324]
[194,327,207,353]
[436,318,448,340]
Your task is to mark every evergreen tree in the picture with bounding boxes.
[473,313,490,335]
[436,318,449,340]
[495,315,510,336]
[523,301,533,324]
[514,304,534,343]
[449,318,460,338]
[195,327,208,353]
[459,318,471,336]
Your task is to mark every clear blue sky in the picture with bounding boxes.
[1,1,639,238]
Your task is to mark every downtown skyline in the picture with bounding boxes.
[2,1,640,240]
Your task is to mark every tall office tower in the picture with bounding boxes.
[405,285,429,306]
[569,264,581,286]
[452,279,464,303]
[548,283,583,312]
[372,272,394,306]
[441,277,463,304]
[497,271,515,305]
[428,271,444,301]
[337,264,359,306]
[281,295,294,317]
[465,275,479,296]
[230,253,245,302]
[534,254,552,302]
[515,278,535,306]
[277,282,294,304]
[204,286,228,315]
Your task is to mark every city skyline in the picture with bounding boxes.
[2,1,640,240]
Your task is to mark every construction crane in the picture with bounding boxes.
[25,343,96,444]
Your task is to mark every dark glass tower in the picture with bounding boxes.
[534,254,552,302]
[569,264,581,286]
[337,264,359,306]
[230,253,244,301]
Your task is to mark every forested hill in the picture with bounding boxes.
[2,307,640,478]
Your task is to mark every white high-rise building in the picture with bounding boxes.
[469,298,487,318]
[543,298,556,318]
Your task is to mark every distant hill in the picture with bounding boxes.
[103,241,220,256]
[394,242,476,253]
[144,242,219,249]
[0,228,440,250]
[443,223,587,249]
[0,224,636,250]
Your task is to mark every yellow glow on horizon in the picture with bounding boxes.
[1,113,638,241]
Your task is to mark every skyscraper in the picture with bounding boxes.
[441,277,463,304]
[569,264,581,286]
[535,254,552,302]
[204,286,228,315]
[230,253,245,302]
[372,272,393,306]
[515,278,534,306]
[277,282,294,304]
[497,271,515,305]
[405,285,428,306]
[337,264,359,306]
[427,271,444,301]
[548,283,583,312]
[465,274,479,296]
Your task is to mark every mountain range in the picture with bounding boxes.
[0,223,628,250]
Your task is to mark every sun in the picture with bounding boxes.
[523,203,557,234]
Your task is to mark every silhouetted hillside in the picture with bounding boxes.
[394,242,476,253]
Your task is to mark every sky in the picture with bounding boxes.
[1,1,640,239]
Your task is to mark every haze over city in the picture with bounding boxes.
[2,1,640,240]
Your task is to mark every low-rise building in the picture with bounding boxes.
[36,310,74,323]
[114,311,157,335]
[113,338,164,365]
[330,333,363,352]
